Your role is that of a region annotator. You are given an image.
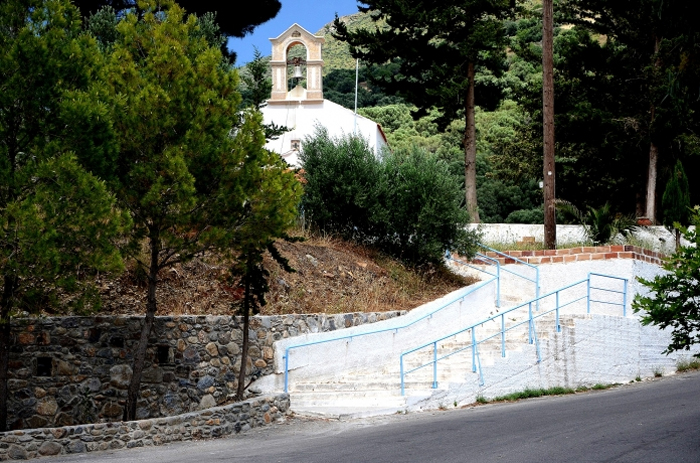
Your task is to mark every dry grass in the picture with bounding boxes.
[90,230,476,317]
[261,232,475,315]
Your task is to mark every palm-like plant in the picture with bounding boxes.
[556,200,637,245]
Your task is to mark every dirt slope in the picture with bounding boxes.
[91,235,475,317]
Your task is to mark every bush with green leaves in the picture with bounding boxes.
[300,128,477,265]
[556,200,636,245]
[662,160,691,250]
[300,127,383,242]
[633,206,700,356]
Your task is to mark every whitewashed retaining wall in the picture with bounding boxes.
[471,224,692,255]
[262,256,697,411]
[259,278,499,392]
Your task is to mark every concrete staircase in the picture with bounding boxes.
[287,262,546,418]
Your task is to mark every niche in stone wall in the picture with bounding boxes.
[157,345,172,365]
[36,357,52,377]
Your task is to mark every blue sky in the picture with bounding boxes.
[228,0,361,66]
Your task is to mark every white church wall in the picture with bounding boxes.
[261,99,387,167]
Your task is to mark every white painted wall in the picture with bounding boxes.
[471,224,693,255]
[257,278,499,392]
[261,99,388,167]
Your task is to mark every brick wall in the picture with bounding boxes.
[478,245,665,266]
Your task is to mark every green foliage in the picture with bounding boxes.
[300,127,383,241]
[333,0,512,128]
[661,160,691,234]
[0,0,129,430]
[377,146,478,263]
[316,12,387,72]
[490,386,577,402]
[98,0,301,418]
[505,208,544,224]
[556,200,635,245]
[359,102,542,223]
[103,0,241,261]
[676,358,700,372]
[300,128,477,265]
[240,47,271,109]
[323,68,404,110]
[0,0,128,317]
[73,0,283,42]
[85,6,119,49]
[634,207,700,356]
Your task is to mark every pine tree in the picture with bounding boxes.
[0,0,128,431]
[558,0,700,222]
[101,0,301,419]
[333,0,514,223]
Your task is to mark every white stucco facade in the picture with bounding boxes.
[262,23,388,167]
[261,99,388,166]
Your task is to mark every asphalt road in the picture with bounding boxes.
[46,371,700,463]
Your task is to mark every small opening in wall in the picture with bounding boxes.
[157,345,170,364]
[36,357,52,377]
[291,139,300,150]
[88,328,101,343]
[110,336,124,348]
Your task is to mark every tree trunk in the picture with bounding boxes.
[236,273,251,400]
[675,228,681,251]
[0,275,17,432]
[463,61,479,223]
[124,233,160,421]
[542,0,556,249]
[0,319,9,432]
[645,36,662,224]
[645,140,659,223]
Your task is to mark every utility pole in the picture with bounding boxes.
[542,0,556,249]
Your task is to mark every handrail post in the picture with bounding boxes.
[556,290,560,332]
[623,278,628,317]
[284,350,290,393]
[535,267,540,311]
[501,314,506,357]
[528,302,533,344]
[400,355,405,396]
[432,342,438,389]
[471,329,477,373]
[587,273,591,314]
[496,261,501,308]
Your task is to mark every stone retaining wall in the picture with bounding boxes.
[0,393,289,461]
[7,311,404,430]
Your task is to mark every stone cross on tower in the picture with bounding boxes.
[268,24,325,104]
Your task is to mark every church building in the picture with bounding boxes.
[260,24,388,167]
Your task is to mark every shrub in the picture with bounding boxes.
[300,128,478,265]
[300,127,383,242]
[505,207,544,224]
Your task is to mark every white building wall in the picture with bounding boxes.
[471,223,693,255]
[261,99,387,167]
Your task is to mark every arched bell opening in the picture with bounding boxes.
[268,24,325,103]
[286,42,308,96]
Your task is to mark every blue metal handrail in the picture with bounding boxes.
[399,272,628,395]
[282,275,497,393]
[445,251,501,307]
[478,243,541,307]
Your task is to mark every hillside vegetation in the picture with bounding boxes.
[83,232,474,317]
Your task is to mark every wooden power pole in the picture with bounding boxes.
[542,0,556,249]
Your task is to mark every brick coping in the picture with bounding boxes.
[475,245,666,266]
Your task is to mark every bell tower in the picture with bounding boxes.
[269,24,324,103]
